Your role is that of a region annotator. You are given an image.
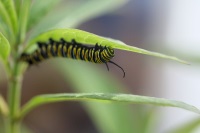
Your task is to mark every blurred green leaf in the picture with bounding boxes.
[27,0,61,30]
[55,61,161,133]
[0,118,33,133]
[29,0,127,39]
[0,1,11,30]
[0,19,8,38]
[0,1,14,39]
[0,116,5,133]
[1,0,18,35]
[27,29,188,64]
[0,94,8,117]
[20,91,138,133]
[55,60,140,133]
[168,118,200,133]
[0,32,10,62]
[18,0,31,43]
[54,0,128,28]
[14,0,21,15]
[20,93,200,121]
[161,47,200,64]
[141,108,157,133]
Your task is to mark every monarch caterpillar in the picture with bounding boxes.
[20,38,125,77]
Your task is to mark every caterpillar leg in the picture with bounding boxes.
[71,39,77,45]
[49,38,55,44]
[37,42,44,48]
[60,38,66,44]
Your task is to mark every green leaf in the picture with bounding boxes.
[54,0,128,28]
[0,1,14,39]
[168,118,200,133]
[140,109,157,133]
[0,1,11,30]
[27,0,61,30]
[29,0,127,39]
[0,19,8,38]
[55,60,140,133]
[18,0,31,43]
[2,0,18,35]
[27,29,188,64]
[14,0,22,16]
[20,93,200,120]
[0,94,8,116]
[0,32,10,62]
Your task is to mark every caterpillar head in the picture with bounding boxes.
[104,46,114,58]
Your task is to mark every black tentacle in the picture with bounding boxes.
[108,61,125,78]
[105,63,109,71]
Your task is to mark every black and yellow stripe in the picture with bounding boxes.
[20,38,125,77]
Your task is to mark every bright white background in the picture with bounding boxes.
[149,1,200,132]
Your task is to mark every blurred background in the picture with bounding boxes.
[0,0,200,133]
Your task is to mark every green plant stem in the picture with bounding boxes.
[6,62,23,133]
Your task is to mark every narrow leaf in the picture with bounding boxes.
[2,0,18,35]
[18,0,31,43]
[0,1,11,29]
[0,94,9,116]
[0,1,14,39]
[14,0,22,16]
[56,60,139,133]
[27,29,188,64]
[0,20,8,38]
[0,32,10,62]
[20,93,200,120]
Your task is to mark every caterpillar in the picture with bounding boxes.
[20,38,125,77]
